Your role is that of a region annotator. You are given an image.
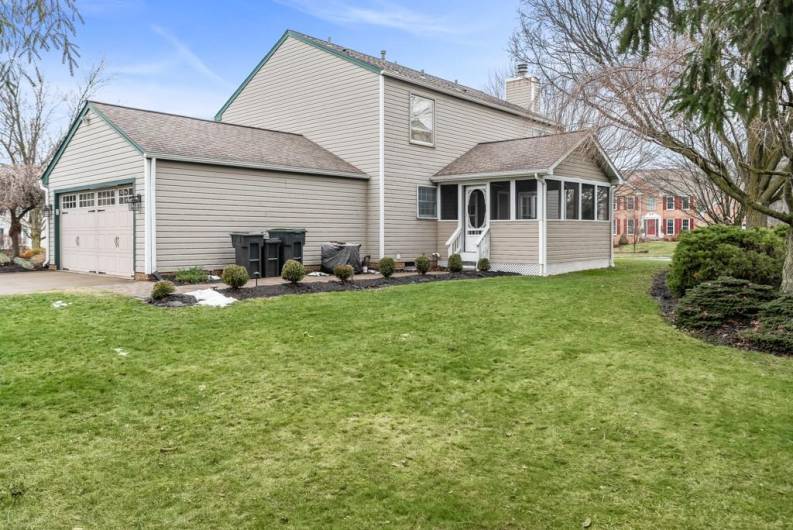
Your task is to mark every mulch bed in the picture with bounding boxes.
[148,294,198,308]
[0,264,43,273]
[222,270,517,300]
[650,270,777,353]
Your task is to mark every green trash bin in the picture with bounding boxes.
[267,228,306,265]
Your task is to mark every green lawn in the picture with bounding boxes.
[615,240,678,257]
[2,261,792,528]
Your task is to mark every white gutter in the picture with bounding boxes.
[143,156,158,275]
[432,169,548,184]
[378,73,385,258]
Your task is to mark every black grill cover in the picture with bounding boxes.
[321,242,362,273]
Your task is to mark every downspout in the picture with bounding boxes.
[610,183,615,267]
[143,156,158,276]
[378,73,385,258]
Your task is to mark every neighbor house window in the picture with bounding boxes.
[597,186,610,221]
[546,180,562,219]
[666,218,675,234]
[581,184,595,220]
[409,94,434,146]
[61,194,77,209]
[626,196,635,210]
[682,218,690,231]
[564,182,579,219]
[647,196,656,210]
[627,218,635,235]
[79,192,94,208]
[665,196,675,210]
[97,190,115,206]
[681,196,690,210]
[439,184,458,220]
[118,187,134,204]
[515,179,537,219]
[490,181,511,220]
[417,186,437,218]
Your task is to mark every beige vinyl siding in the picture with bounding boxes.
[219,36,380,255]
[489,221,539,263]
[154,161,367,271]
[555,147,610,183]
[383,77,552,259]
[436,221,457,259]
[46,109,144,272]
[546,221,610,263]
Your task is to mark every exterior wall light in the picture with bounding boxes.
[127,194,142,212]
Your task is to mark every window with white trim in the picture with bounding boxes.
[564,182,579,219]
[62,194,77,209]
[682,218,690,231]
[597,186,610,221]
[439,184,458,220]
[515,179,537,219]
[98,190,115,206]
[118,187,134,204]
[681,196,690,210]
[666,218,675,234]
[581,184,596,220]
[490,181,510,220]
[417,186,437,218]
[627,218,635,235]
[409,94,434,146]
[647,196,656,210]
[79,192,94,208]
[626,196,635,210]
[665,196,675,210]
[546,180,562,219]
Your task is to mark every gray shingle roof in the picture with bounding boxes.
[289,31,552,124]
[90,102,365,178]
[434,130,593,178]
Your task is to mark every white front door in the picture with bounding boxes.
[464,185,488,255]
[60,187,134,277]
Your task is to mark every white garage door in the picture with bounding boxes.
[60,187,134,277]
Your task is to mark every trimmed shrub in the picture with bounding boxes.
[618,234,629,246]
[30,253,46,267]
[0,252,10,266]
[175,266,208,284]
[448,253,463,273]
[740,294,793,354]
[151,280,175,300]
[334,264,354,282]
[667,225,784,296]
[222,264,250,289]
[675,276,777,329]
[12,257,33,270]
[378,257,395,278]
[477,258,491,272]
[281,259,305,284]
[415,255,431,275]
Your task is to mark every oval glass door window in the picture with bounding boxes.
[467,189,486,228]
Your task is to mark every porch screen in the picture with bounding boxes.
[490,182,510,220]
[546,180,561,219]
[581,184,595,220]
[515,179,537,219]
[440,184,458,220]
[597,186,610,220]
[564,182,579,219]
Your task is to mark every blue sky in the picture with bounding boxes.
[41,0,523,122]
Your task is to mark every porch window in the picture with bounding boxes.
[581,184,595,220]
[417,186,437,218]
[439,184,458,220]
[61,194,77,209]
[546,180,562,219]
[490,181,510,220]
[409,94,434,146]
[515,179,537,219]
[596,186,610,220]
[564,182,579,220]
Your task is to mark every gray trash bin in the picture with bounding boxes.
[229,232,264,276]
[263,238,281,277]
[267,228,306,265]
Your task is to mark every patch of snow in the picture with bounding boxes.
[184,289,236,307]
[51,300,70,309]
[307,271,329,276]
[114,347,128,357]
[208,274,221,281]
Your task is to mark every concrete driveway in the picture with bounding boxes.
[0,271,137,296]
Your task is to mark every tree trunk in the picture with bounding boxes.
[28,208,43,249]
[9,211,22,258]
[782,226,793,295]
[745,207,768,228]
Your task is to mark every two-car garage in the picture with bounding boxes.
[58,185,134,278]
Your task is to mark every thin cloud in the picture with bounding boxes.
[277,0,467,35]
[150,25,229,87]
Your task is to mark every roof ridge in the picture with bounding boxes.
[88,100,305,137]
[475,129,591,146]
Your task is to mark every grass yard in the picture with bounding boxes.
[614,240,678,257]
[2,261,792,528]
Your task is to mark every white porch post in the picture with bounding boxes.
[538,174,547,275]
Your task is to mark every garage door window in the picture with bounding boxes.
[98,190,115,206]
[118,187,134,204]
[79,192,94,208]
[62,194,77,209]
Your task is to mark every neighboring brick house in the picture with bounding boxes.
[614,170,698,243]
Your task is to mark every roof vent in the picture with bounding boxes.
[381,50,387,60]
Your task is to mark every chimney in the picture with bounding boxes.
[505,63,540,113]
[380,49,387,61]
